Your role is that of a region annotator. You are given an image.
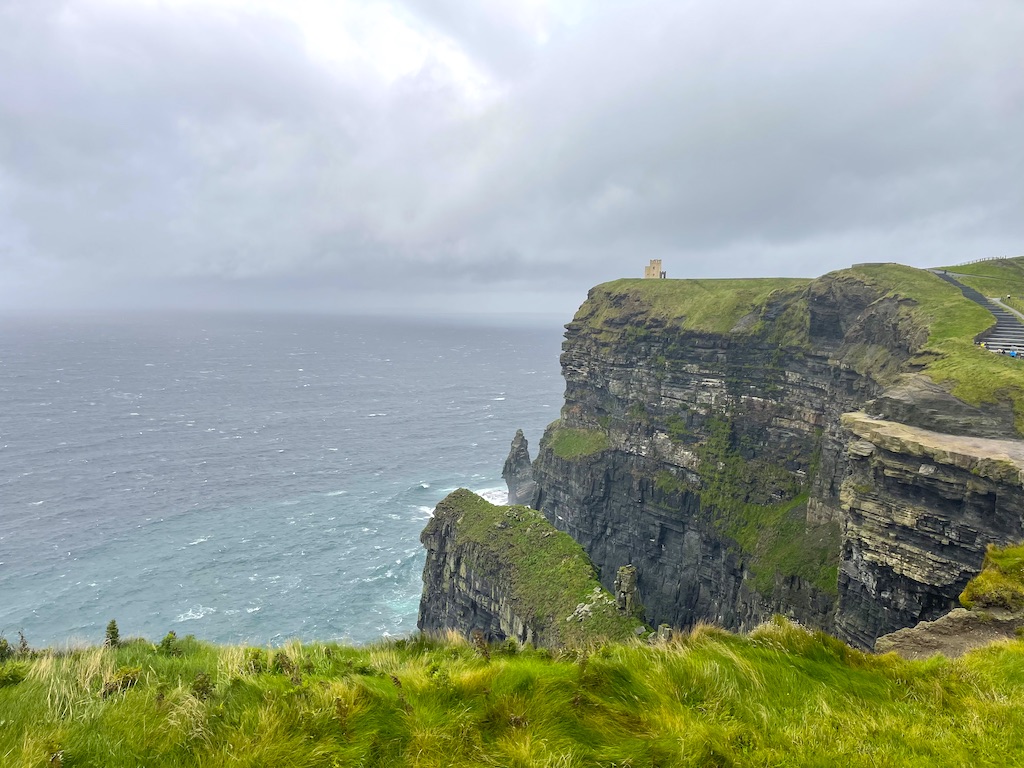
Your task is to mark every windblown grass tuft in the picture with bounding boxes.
[3,623,1024,766]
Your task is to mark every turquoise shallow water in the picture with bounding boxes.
[0,312,565,647]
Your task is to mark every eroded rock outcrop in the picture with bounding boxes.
[874,608,1024,660]
[875,542,1024,658]
[502,429,538,507]
[417,488,646,647]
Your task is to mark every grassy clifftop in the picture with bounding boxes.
[940,257,1024,308]
[574,276,810,335]
[433,489,643,645]
[845,262,1024,432]
[3,621,1024,766]
[574,259,1024,433]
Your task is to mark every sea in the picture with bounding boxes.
[0,312,566,648]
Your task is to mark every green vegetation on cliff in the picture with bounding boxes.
[696,416,839,595]
[545,423,610,459]
[960,542,1024,611]
[436,489,642,645]
[940,257,1024,306]
[847,261,1024,432]
[574,277,810,336]
[4,620,1024,766]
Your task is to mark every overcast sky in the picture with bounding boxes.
[1,0,1021,316]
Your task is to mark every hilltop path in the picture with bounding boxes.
[931,270,1024,351]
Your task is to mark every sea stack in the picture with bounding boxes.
[502,429,538,507]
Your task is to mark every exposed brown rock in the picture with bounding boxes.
[875,608,1024,660]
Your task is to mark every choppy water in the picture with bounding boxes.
[0,312,565,647]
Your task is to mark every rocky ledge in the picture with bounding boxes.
[875,542,1024,659]
[837,413,1024,647]
[874,608,1024,660]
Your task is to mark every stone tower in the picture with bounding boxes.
[643,259,666,279]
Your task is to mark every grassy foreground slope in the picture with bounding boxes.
[3,622,1024,766]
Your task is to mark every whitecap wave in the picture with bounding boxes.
[176,605,216,622]
[476,486,509,505]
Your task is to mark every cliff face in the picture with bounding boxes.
[419,491,542,645]
[837,413,1024,646]
[417,489,645,647]
[526,265,1024,648]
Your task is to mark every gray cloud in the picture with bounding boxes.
[1,0,1022,315]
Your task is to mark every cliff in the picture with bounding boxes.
[523,260,1024,648]
[875,542,1024,659]
[417,488,645,646]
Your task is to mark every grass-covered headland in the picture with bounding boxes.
[3,621,1024,767]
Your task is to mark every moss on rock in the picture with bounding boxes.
[545,424,611,460]
[960,543,1024,611]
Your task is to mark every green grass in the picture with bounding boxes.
[574,277,810,336]
[655,470,693,495]
[960,542,1024,611]
[716,492,840,596]
[4,621,1024,766]
[546,424,611,459]
[843,262,1024,433]
[940,257,1024,299]
[576,261,1024,433]
[433,489,645,645]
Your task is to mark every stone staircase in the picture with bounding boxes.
[933,271,1024,351]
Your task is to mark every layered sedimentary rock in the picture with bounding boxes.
[419,490,540,644]
[837,413,1024,646]
[517,265,1024,648]
[417,488,645,647]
